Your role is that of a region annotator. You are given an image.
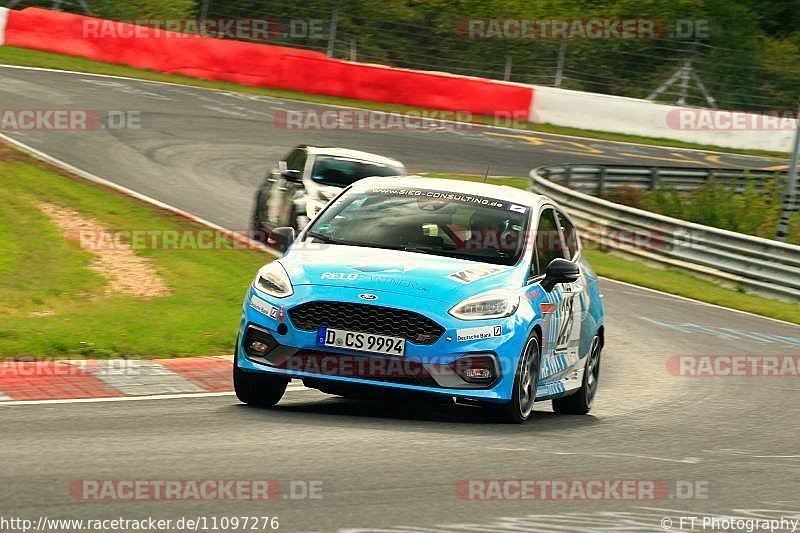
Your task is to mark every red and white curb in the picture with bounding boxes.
[0,356,305,404]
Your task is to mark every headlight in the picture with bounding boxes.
[449,290,520,320]
[253,262,293,298]
[306,198,326,219]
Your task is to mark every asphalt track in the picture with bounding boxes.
[1,65,799,532]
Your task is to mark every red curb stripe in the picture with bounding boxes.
[159,357,233,392]
[0,361,124,400]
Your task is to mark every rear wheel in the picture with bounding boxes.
[233,357,289,407]
[552,334,602,415]
[487,334,541,423]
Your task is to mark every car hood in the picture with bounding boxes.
[281,243,524,304]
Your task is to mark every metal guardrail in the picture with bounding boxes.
[530,166,800,301]
[537,164,797,205]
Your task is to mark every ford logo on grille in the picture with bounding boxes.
[358,293,378,301]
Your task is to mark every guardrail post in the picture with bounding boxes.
[597,167,606,197]
[650,167,660,191]
[326,0,342,58]
[554,40,567,87]
[777,111,799,241]
[564,166,572,187]
[503,56,512,82]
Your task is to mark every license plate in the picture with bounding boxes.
[317,327,405,356]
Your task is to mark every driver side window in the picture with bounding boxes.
[556,211,579,260]
[532,208,567,276]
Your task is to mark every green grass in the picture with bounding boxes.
[0,144,272,358]
[425,172,800,324]
[0,46,787,159]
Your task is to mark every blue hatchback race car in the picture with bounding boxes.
[234,176,605,422]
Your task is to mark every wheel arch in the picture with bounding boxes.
[531,323,543,346]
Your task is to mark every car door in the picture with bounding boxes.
[267,147,307,226]
[553,209,584,359]
[533,207,578,380]
[555,209,600,365]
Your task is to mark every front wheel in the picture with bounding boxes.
[233,358,289,407]
[487,334,541,424]
[552,334,602,415]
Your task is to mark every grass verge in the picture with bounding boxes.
[0,46,787,159]
[424,173,800,324]
[0,143,271,358]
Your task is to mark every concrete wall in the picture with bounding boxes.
[529,85,793,153]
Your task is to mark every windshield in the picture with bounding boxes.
[310,156,404,187]
[305,186,529,266]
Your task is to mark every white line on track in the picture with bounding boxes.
[599,277,799,327]
[549,450,702,464]
[0,384,309,406]
[0,391,235,406]
[0,131,281,257]
[0,64,782,161]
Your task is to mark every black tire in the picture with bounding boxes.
[552,334,602,415]
[233,358,289,407]
[487,334,541,424]
[250,188,269,243]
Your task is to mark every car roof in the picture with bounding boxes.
[304,146,405,168]
[350,175,548,208]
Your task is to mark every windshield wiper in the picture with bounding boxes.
[305,231,338,243]
[403,245,471,259]
[403,245,442,254]
[403,245,515,265]
[306,232,402,251]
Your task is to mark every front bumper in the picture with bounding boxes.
[236,284,533,403]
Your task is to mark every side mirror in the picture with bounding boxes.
[268,227,296,253]
[281,169,303,183]
[541,258,579,292]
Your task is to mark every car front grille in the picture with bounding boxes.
[288,301,445,345]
